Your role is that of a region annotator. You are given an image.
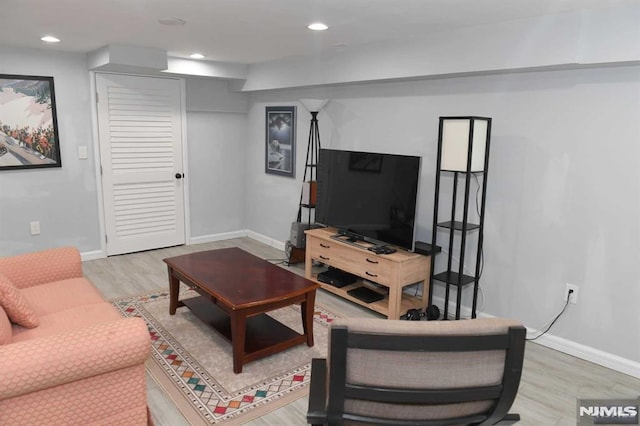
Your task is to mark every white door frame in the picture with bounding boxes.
[89,71,190,258]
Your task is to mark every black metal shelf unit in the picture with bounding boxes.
[429,116,492,320]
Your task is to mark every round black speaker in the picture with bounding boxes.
[425,305,441,321]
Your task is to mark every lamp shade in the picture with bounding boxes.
[300,99,328,113]
[440,117,490,172]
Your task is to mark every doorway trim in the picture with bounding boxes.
[89,71,190,258]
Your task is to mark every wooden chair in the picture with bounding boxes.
[307,317,526,425]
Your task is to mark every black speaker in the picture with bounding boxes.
[404,305,441,321]
[425,304,441,320]
[405,308,423,321]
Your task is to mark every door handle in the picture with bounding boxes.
[175,173,184,179]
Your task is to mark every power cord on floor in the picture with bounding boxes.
[526,289,573,341]
[476,285,485,313]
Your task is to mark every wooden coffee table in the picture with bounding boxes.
[163,248,320,373]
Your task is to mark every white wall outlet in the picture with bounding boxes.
[30,221,41,235]
[564,283,579,304]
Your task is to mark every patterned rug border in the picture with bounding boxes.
[112,291,337,424]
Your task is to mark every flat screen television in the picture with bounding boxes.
[315,148,422,251]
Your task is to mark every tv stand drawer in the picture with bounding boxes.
[307,238,394,283]
[304,227,431,319]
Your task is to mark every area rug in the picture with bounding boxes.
[112,290,336,425]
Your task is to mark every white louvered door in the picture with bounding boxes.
[96,73,185,256]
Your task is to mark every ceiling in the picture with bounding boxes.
[2,0,638,65]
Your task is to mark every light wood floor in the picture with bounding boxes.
[83,238,640,426]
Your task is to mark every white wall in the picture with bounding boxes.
[0,47,101,256]
[185,77,248,114]
[0,49,249,256]
[244,103,308,245]
[186,112,247,237]
[246,65,640,367]
[184,78,249,240]
[1,44,637,375]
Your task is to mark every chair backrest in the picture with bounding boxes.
[323,317,526,425]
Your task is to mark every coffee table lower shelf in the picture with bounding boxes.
[182,296,307,370]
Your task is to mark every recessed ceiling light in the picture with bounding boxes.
[41,35,60,43]
[307,23,328,31]
[158,18,186,26]
[189,53,205,59]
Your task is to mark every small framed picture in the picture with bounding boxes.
[0,74,62,170]
[265,106,295,177]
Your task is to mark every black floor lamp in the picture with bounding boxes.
[287,99,328,265]
[296,99,328,223]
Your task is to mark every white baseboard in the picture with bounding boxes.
[81,231,250,261]
[191,230,287,253]
[80,250,104,261]
[188,230,248,245]
[526,329,640,379]
[245,230,287,252]
[428,295,640,379]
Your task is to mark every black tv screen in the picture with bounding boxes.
[315,149,421,251]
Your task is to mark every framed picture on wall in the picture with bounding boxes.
[0,74,61,170]
[265,106,295,177]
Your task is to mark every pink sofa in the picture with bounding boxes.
[0,247,151,425]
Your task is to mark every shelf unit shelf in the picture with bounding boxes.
[429,116,492,320]
[432,271,476,286]
[436,221,480,231]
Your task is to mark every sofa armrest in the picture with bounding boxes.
[0,317,150,399]
[0,246,83,289]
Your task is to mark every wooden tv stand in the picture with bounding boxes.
[304,227,430,319]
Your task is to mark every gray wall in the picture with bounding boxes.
[246,65,640,364]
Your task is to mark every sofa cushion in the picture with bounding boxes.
[0,305,11,345]
[0,273,39,328]
[20,278,106,317]
[11,302,122,343]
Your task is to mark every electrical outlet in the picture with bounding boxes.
[30,221,41,235]
[564,283,579,304]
